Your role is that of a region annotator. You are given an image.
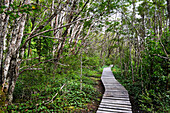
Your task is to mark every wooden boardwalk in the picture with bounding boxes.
[97,67,132,113]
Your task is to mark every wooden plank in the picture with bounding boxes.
[102,79,119,84]
[101,77,115,79]
[104,91,129,97]
[99,102,131,108]
[105,89,128,94]
[102,75,113,77]
[105,87,126,91]
[97,107,132,113]
[104,85,126,90]
[96,110,114,113]
[97,110,132,113]
[101,99,131,105]
[101,78,118,81]
[102,96,130,101]
[99,103,131,108]
[103,83,124,86]
[99,105,132,111]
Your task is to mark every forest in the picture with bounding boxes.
[0,0,169,112]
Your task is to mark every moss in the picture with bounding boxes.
[0,86,7,111]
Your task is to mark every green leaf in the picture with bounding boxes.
[1,6,7,8]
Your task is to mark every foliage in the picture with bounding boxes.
[5,54,102,112]
[112,30,170,112]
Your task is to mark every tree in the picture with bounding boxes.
[167,0,170,30]
[0,0,108,104]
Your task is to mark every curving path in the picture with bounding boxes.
[97,67,132,113]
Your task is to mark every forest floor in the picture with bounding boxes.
[130,96,146,113]
[75,79,104,113]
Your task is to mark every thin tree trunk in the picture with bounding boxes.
[80,49,82,91]
[0,0,10,84]
[2,0,29,103]
[130,0,135,82]
[8,12,27,103]
[120,42,123,76]
[129,41,134,82]
[167,0,170,31]
[140,58,143,93]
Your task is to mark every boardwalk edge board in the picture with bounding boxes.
[97,67,132,113]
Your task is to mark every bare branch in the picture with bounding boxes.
[39,35,63,40]
[19,58,69,75]
[159,40,168,57]
[20,17,90,50]
[35,84,66,106]
[19,68,42,70]
[153,54,169,60]
[44,84,66,105]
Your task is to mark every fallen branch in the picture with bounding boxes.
[44,84,66,105]
[57,62,69,66]
[19,68,42,70]
[35,84,66,107]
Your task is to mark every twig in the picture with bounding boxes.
[19,58,69,75]
[44,84,66,105]
[39,35,63,40]
[22,57,39,62]
[153,54,169,60]
[159,40,168,57]
[19,68,42,70]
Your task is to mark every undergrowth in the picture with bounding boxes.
[4,55,103,113]
[112,65,170,113]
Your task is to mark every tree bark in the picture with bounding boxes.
[167,0,170,31]
[0,0,10,84]
[1,0,29,104]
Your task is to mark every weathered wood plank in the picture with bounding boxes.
[101,99,131,105]
[105,90,128,93]
[96,110,114,113]
[97,107,132,113]
[101,98,130,103]
[104,85,126,90]
[100,103,131,108]
[104,91,129,97]
[102,80,120,84]
[99,105,132,111]
[97,67,132,113]
[102,96,130,101]
[103,83,124,86]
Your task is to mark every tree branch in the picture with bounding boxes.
[153,54,169,60]
[19,17,90,50]
[36,84,66,106]
[19,58,69,75]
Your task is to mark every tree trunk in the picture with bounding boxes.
[0,0,10,84]
[1,0,29,104]
[80,49,82,91]
[129,41,134,82]
[167,0,170,31]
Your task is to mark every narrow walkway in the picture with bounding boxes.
[97,67,132,113]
